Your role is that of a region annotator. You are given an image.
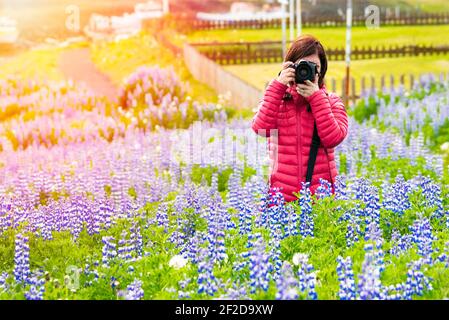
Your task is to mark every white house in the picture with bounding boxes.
[230,2,257,14]
[135,0,170,19]
[0,16,19,44]
[197,1,287,22]
[85,1,170,41]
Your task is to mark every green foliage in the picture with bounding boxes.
[1,170,449,300]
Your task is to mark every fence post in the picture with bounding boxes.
[331,78,336,93]
[361,76,366,95]
[351,77,356,104]
[400,74,405,88]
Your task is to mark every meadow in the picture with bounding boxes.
[223,55,449,93]
[90,32,218,104]
[183,25,449,47]
[171,23,449,98]
[1,5,449,300]
[0,60,449,299]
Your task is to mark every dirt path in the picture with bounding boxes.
[59,48,118,101]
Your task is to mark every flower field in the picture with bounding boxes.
[1,60,449,301]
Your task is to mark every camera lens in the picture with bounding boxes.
[299,68,309,77]
[295,61,316,83]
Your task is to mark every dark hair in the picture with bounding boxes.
[284,34,327,88]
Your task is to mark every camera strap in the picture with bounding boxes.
[306,104,320,184]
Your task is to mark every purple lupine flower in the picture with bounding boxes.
[363,186,380,225]
[237,201,253,235]
[156,203,169,232]
[346,221,360,248]
[197,248,218,296]
[364,220,383,244]
[219,284,251,300]
[180,232,204,264]
[249,238,272,294]
[336,256,356,300]
[130,222,143,258]
[83,263,100,286]
[24,276,45,300]
[293,253,317,300]
[227,171,243,211]
[205,202,227,263]
[169,230,186,248]
[402,260,433,299]
[299,182,314,238]
[13,234,30,284]
[101,236,117,267]
[390,229,413,256]
[118,279,144,300]
[255,191,269,229]
[357,243,386,300]
[435,242,449,267]
[178,277,195,299]
[334,175,348,200]
[384,283,406,300]
[118,230,134,261]
[275,262,299,300]
[0,272,9,293]
[316,178,332,199]
[410,217,435,261]
[420,177,444,219]
[285,204,299,237]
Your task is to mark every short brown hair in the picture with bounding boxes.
[284,35,328,88]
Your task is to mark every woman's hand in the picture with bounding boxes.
[276,61,296,86]
[296,73,319,98]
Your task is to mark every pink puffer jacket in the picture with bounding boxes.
[252,79,348,202]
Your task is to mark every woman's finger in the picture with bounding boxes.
[283,61,294,69]
[281,69,295,77]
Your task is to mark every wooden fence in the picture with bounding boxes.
[183,43,263,109]
[312,72,449,105]
[179,12,449,30]
[157,33,449,109]
[191,42,449,64]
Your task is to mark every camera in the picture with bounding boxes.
[289,61,318,84]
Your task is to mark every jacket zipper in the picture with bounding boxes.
[322,92,334,191]
[297,100,303,187]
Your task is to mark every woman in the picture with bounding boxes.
[252,35,348,202]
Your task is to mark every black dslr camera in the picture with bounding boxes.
[289,61,318,84]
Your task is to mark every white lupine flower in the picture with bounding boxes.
[440,142,449,152]
[169,255,188,269]
[292,253,309,266]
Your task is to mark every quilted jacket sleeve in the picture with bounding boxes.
[251,79,288,137]
[305,89,348,148]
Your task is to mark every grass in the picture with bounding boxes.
[0,47,65,81]
[90,32,218,103]
[0,41,92,81]
[183,25,449,48]
[379,0,449,12]
[1,158,449,299]
[223,55,449,97]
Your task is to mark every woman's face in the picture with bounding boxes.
[295,53,321,75]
